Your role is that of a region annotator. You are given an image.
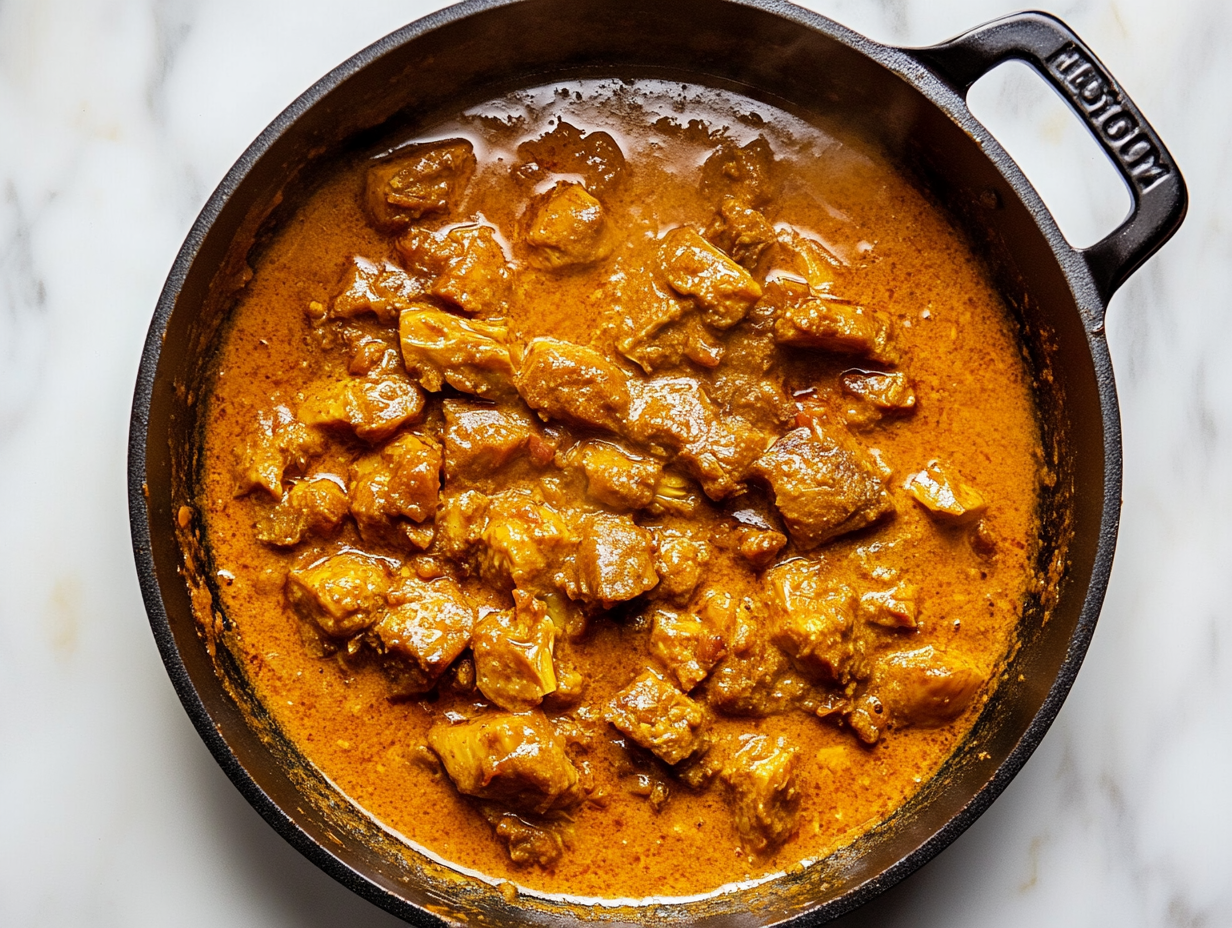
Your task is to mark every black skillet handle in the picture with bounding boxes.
[913,11,1187,306]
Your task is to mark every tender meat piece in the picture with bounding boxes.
[904,461,987,524]
[772,284,897,364]
[473,590,558,711]
[860,585,918,629]
[622,766,671,811]
[605,670,708,765]
[478,491,577,591]
[622,375,717,455]
[398,307,516,398]
[345,331,401,377]
[373,576,475,692]
[736,527,787,570]
[569,440,662,510]
[721,735,801,853]
[349,433,442,545]
[365,138,476,231]
[649,591,733,691]
[494,814,564,868]
[285,551,390,638]
[631,316,727,374]
[623,376,769,500]
[574,513,659,608]
[515,337,632,432]
[705,196,776,270]
[765,560,862,684]
[844,692,883,744]
[299,375,425,443]
[659,227,763,330]
[706,306,794,434]
[234,405,323,497]
[700,137,776,207]
[969,519,998,558]
[256,475,349,547]
[778,232,841,292]
[614,279,726,374]
[874,646,983,727]
[330,256,422,323]
[705,601,796,716]
[652,530,710,604]
[397,224,512,317]
[608,232,731,374]
[443,400,540,481]
[753,424,894,549]
[427,710,580,815]
[841,370,916,411]
[522,182,610,270]
[435,490,490,561]
[516,121,626,194]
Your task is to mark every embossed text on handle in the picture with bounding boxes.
[1047,44,1171,193]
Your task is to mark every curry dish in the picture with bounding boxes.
[197,80,1043,901]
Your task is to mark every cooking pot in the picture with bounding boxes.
[128,1,1187,923]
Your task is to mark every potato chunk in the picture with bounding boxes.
[427,710,579,815]
[754,424,894,549]
[473,591,558,711]
[574,513,659,608]
[605,670,708,765]
[398,307,515,398]
[374,576,475,692]
[365,138,475,231]
[285,551,390,638]
[516,337,632,432]
[722,734,801,853]
[298,375,425,443]
[255,475,349,547]
[523,182,609,269]
[659,227,762,330]
[904,461,987,524]
[349,433,442,545]
[397,223,511,317]
[766,560,861,684]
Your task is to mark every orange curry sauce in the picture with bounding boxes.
[198,81,1041,901]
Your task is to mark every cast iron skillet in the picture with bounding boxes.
[128,1,1187,924]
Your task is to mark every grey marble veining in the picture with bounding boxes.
[1,1,1227,925]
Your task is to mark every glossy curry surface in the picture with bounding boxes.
[197,80,1043,901]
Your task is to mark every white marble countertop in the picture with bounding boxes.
[1,0,1227,924]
